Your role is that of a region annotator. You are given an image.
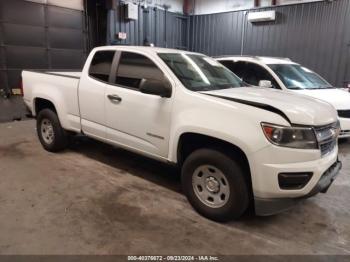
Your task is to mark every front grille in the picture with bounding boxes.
[315,124,336,141]
[340,130,350,136]
[320,139,336,156]
[338,110,350,118]
[314,123,338,157]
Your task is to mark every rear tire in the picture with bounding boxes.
[37,109,68,152]
[182,148,249,222]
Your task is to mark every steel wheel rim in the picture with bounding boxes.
[192,165,230,208]
[41,118,55,145]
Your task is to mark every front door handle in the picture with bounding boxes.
[107,94,122,103]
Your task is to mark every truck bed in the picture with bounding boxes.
[22,70,82,132]
[39,71,82,79]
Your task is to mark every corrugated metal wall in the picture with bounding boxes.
[189,11,245,56]
[189,0,350,87]
[0,0,87,122]
[1,0,349,122]
[109,2,189,50]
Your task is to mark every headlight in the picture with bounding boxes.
[261,123,318,149]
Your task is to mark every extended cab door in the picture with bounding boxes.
[79,50,115,139]
[104,51,174,158]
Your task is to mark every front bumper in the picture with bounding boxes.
[339,117,350,138]
[255,160,342,216]
[251,143,339,199]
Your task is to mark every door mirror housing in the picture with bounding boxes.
[139,78,172,98]
[259,80,272,88]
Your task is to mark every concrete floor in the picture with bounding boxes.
[0,120,349,255]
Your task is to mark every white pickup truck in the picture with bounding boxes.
[23,46,342,222]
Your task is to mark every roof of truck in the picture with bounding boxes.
[215,55,298,65]
[93,45,201,55]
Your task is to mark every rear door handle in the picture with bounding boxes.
[107,94,122,102]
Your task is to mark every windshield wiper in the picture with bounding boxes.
[288,86,303,90]
[308,86,334,90]
[195,84,238,91]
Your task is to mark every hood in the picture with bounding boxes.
[293,88,350,110]
[203,87,337,126]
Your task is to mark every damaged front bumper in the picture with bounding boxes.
[254,160,342,216]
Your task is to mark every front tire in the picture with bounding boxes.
[182,148,250,222]
[37,109,68,152]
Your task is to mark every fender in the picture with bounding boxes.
[32,91,69,130]
[169,126,258,164]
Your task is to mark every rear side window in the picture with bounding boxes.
[89,51,115,83]
[114,52,164,89]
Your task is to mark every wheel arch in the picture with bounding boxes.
[34,97,57,116]
[176,132,252,191]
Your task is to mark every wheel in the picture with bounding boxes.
[182,148,250,222]
[36,109,68,152]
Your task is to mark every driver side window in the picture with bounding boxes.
[114,52,165,90]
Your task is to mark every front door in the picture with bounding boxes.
[105,51,174,158]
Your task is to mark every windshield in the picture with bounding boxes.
[158,53,245,91]
[268,64,332,90]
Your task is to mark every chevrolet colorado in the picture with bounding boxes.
[23,46,341,221]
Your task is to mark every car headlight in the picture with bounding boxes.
[261,123,318,149]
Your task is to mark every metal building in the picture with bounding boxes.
[189,0,350,88]
[1,0,350,122]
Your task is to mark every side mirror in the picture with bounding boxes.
[259,80,272,88]
[139,78,172,98]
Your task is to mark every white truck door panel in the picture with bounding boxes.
[78,50,116,139]
[105,51,173,158]
[79,77,106,138]
[105,86,172,157]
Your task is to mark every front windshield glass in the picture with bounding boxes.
[158,53,245,91]
[268,64,332,90]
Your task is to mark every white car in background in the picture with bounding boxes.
[216,56,350,138]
